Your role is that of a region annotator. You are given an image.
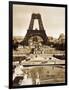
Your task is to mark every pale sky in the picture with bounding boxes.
[13,4,65,38]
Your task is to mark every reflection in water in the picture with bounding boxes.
[13,65,65,86]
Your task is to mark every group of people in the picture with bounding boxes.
[13,61,40,86]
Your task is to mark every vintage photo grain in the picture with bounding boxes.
[9,2,67,88]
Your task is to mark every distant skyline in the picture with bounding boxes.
[13,4,65,38]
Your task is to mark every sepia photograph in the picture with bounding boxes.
[9,1,67,88]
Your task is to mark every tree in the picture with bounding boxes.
[13,39,19,50]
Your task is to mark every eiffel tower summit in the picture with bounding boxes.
[21,13,48,46]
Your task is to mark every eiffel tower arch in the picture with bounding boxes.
[21,13,48,46]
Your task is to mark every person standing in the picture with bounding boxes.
[35,72,40,85]
[13,61,24,80]
[20,71,33,85]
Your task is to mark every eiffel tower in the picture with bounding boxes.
[21,13,48,46]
